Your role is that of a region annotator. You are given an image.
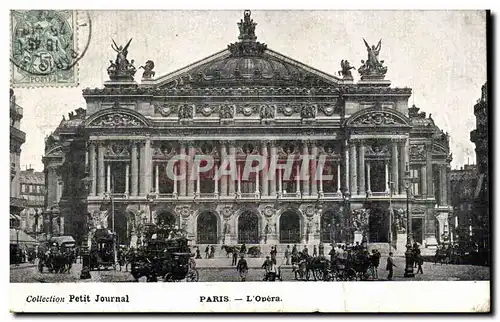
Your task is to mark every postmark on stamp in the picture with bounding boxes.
[10,10,91,87]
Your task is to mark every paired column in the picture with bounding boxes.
[349,141,357,195]
[106,163,111,192]
[97,143,105,195]
[187,141,195,197]
[261,142,268,196]
[358,142,365,195]
[399,139,408,194]
[179,143,187,196]
[131,142,138,196]
[425,143,434,198]
[391,140,399,195]
[439,164,448,206]
[228,141,236,195]
[155,164,159,194]
[344,140,349,193]
[139,142,146,195]
[270,141,277,196]
[420,164,427,196]
[89,142,97,196]
[336,162,341,194]
[220,141,228,196]
[366,162,371,194]
[310,142,318,196]
[385,162,390,193]
[301,141,310,196]
[125,163,129,195]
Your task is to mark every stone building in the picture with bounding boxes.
[449,165,477,245]
[43,11,452,252]
[470,82,489,250]
[10,89,26,227]
[19,167,45,238]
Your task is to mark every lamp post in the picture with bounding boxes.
[80,175,93,279]
[402,169,415,278]
[104,191,119,269]
[147,191,157,224]
[342,190,351,247]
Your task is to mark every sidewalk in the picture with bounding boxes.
[10,262,37,270]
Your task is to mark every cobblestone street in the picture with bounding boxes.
[10,256,489,283]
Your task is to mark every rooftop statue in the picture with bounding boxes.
[107,38,137,81]
[358,38,388,79]
[339,59,356,78]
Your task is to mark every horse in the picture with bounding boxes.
[434,248,450,265]
[221,245,240,258]
[247,246,261,257]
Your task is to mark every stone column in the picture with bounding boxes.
[440,164,448,206]
[426,143,434,198]
[173,164,178,197]
[139,142,146,195]
[421,165,427,196]
[145,139,152,194]
[301,141,310,196]
[366,162,371,194]
[391,141,399,195]
[349,141,357,195]
[220,141,228,196]
[296,163,301,196]
[261,142,268,196]
[214,165,219,197]
[107,163,111,193]
[187,142,195,197]
[310,142,318,196]
[358,142,365,195]
[237,164,241,196]
[399,139,407,194]
[131,142,138,196]
[125,163,129,195]
[155,164,159,194]
[344,141,349,193]
[89,142,97,196]
[269,141,277,196]
[196,163,201,197]
[228,141,236,196]
[97,143,105,196]
[179,143,187,196]
[336,162,341,194]
[385,162,390,193]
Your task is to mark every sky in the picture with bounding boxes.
[11,10,486,172]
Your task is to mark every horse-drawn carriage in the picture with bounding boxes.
[130,226,199,282]
[37,235,76,274]
[89,229,117,271]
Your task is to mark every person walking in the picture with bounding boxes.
[386,252,396,281]
[236,254,249,281]
[205,245,209,259]
[284,245,291,265]
[240,243,247,255]
[318,243,324,257]
[210,245,215,259]
[371,249,381,280]
[232,249,238,266]
[313,245,318,257]
[262,256,276,281]
[416,248,424,274]
[302,245,309,256]
[329,245,336,264]
[195,247,202,259]
[270,246,277,265]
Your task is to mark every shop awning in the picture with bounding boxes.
[10,228,37,245]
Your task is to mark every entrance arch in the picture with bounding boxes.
[279,210,301,243]
[238,211,259,244]
[321,209,343,244]
[197,211,218,244]
[368,207,388,242]
[157,211,176,227]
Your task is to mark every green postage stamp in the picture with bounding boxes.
[10,10,91,87]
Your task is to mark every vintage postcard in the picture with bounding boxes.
[8,9,490,313]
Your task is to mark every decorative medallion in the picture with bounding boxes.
[319,104,336,116]
[281,104,295,116]
[263,205,274,218]
[175,205,192,219]
[410,145,425,159]
[105,143,130,157]
[222,206,233,219]
[242,105,253,116]
[304,206,315,218]
[197,104,214,117]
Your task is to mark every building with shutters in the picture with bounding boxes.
[43,11,452,252]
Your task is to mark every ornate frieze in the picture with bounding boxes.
[89,113,145,128]
[278,103,301,117]
[237,104,259,117]
[178,104,194,119]
[351,111,400,126]
[318,103,337,116]
[105,142,130,158]
[196,104,218,117]
[300,105,317,119]
[410,144,426,160]
[365,143,390,157]
[152,142,176,159]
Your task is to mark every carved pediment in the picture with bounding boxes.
[86,109,149,128]
[346,108,411,128]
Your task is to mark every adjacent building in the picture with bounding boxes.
[470,82,489,251]
[19,168,45,239]
[10,89,27,227]
[449,164,477,245]
[43,11,452,252]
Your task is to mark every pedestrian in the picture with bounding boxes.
[270,246,277,264]
[284,245,291,265]
[416,248,424,274]
[302,245,309,256]
[195,247,202,259]
[313,245,318,257]
[318,243,324,257]
[371,249,381,280]
[210,245,215,259]
[232,249,238,266]
[262,256,276,281]
[205,245,209,259]
[329,245,336,263]
[236,254,248,282]
[240,243,247,255]
[386,252,396,281]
